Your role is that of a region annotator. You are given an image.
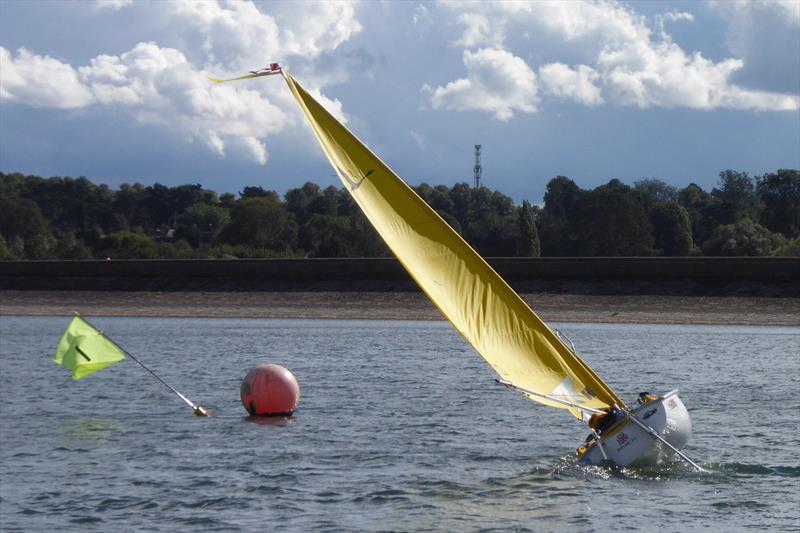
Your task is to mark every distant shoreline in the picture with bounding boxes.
[2,290,797,326]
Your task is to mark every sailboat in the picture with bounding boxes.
[213,66,702,470]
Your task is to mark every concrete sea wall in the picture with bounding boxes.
[1,257,796,295]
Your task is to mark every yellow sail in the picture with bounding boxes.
[283,72,625,418]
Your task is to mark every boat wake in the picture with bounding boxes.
[703,462,800,478]
[535,453,709,480]
[533,454,799,481]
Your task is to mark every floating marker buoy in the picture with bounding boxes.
[240,364,300,416]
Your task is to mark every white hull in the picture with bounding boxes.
[578,391,692,467]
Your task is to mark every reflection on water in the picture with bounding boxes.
[1,317,798,531]
[61,419,120,440]
[242,414,296,427]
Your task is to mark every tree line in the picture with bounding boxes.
[0,169,797,260]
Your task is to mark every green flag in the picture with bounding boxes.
[54,317,126,380]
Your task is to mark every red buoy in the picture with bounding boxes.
[240,364,300,416]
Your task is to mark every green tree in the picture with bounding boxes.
[0,172,26,197]
[53,234,92,259]
[709,170,759,225]
[448,182,473,228]
[463,187,518,256]
[0,194,55,259]
[240,186,272,198]
[702,219,786,256]
[157,239,195,259]
[139,183,175,229]
[517,200,540,257]
[172,183,208,206]
[311,186,345,218]
[538,176,581,256]
[756,169,800,238]
[219,195,298,253]
[110,182,210,235]
[299,214,351,257]
[634,179,678,204]
[543,176,581,218]
[285,182,323,225]
[650,203,692,256]
[349,212,389,257]
[6,237,26,259]
[678,182,719,247]
[220,192,237,210]
[174,203,231,246]
[0,235,11,260]
[773,237,800,256]
[100,231,159,259]
[114,182,149,230]
[19,176,116,235]
[573,180,654,256]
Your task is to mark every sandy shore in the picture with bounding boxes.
[1,290,797,326]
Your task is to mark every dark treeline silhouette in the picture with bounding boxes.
[1,169,798,260]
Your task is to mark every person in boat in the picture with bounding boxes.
[637,391,658,404]
[586,407,626,437]
[585,392,659,438]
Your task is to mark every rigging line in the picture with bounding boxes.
[495,379,606,415]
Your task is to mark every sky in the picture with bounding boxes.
[1,0,799,203]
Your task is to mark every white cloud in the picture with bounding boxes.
[169,1,281,71]
[427,48,538,121]
[655,11,695,39]
[431,0,799,113]
[206,132,226,157]
[279,2,361,57]
[663,11,695,23]
[94,0,133,10]
[516,1,646,43]
[0,1,363,165]
[708,0,800,95]
[0,47,93,108]
[235,136,268,165]
[455,13,503,48]
[409,129,427,149]
[168,0,361,72]
[413,4,431,26]
[539,63,603,105]
[77,42,287,164]
[0,42,288,165]
[709,0,800,24]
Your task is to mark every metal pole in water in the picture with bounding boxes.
[590,428,609,461]
[78,315,209,416]
[626,412,705,472]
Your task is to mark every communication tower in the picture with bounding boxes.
[473,144,482,188]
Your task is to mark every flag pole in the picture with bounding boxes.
[77,315,209,416]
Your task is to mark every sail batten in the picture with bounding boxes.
[284,72,625,418]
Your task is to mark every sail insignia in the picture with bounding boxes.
[336,166,374,190]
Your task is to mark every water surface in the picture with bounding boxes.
[1,317,798,531]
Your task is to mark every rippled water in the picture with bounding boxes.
[1,317,798,531]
